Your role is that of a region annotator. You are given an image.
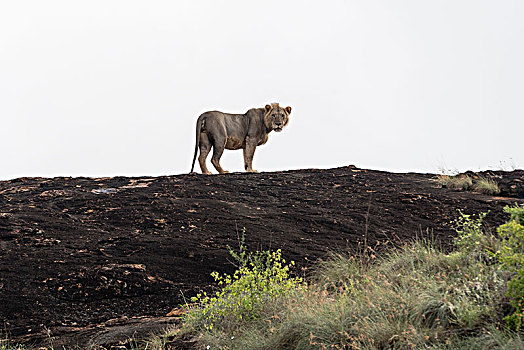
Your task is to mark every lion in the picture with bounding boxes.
[190,103,292,174]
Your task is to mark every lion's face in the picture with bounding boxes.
[265,103,291,132]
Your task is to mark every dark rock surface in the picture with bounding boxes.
[1,166,522,347]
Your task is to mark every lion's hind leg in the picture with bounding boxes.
[211,137,229,174]
[198,133,213,175]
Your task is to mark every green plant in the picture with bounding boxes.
[184,230,303,333]
[497,204,524,330]
[452,210,496,255]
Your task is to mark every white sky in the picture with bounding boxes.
[1,1,523,180]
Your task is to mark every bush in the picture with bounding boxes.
[497,204,524,330]
[184,231,303,333]
[452,210,499,258]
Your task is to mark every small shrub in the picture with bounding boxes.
[184,231,303,333]
[497,204,524,330]
[452,210,498,256]
[474,176,501,195]
[503,203,524,223]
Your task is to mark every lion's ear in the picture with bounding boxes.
[285,106,292,115]
[265,104,272,112]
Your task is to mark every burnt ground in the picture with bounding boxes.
[1,166,523,348]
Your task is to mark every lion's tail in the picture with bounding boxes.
[190,115,203,173]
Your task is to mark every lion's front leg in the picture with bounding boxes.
[243,137,257,173]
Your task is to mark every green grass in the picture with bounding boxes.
[426,328,524,350]
[0,338,26,350]
[245,242,507,349]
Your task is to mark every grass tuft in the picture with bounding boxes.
[0,337,26,350]
[473,176,501,195]
[437,174,473,191]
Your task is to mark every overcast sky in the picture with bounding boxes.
[1,1,523,180]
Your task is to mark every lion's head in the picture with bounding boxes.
[264,103,291,132]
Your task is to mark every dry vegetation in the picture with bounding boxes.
[437,173,501,195]
[437,174,473,191]
[474,175,502,195]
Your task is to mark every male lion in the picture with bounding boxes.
[190,103,292,174]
